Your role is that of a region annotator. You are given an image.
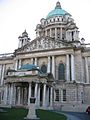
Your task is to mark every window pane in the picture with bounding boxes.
[58,63,65,80]
[55,89,59,101]
[41,65,47,73]
[63,89,66,101]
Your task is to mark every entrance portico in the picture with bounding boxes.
[4,66,54,109]
[4,81,53,109]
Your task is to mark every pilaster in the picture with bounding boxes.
[71,54,75,81]
[66,54,70,81]
[85,57,89,83]
[52,56,55,78]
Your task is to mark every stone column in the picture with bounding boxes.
[15,60,18,70]
[0,65,2,85]
[71,54,75,81]
[31,58,33,64]
[50,29,52,37]
[28,83,31,106]
[55,28,57,39]
[34,83,38,106]
[52,56,55,78]
[50,87,53,107]
[37,84,40,107]
[46,87,49,107]
[70,32,72,41]
[74,31,76,40]
[1,64,5,85]
[85,57,89,83]
[35,58,38,74]
[10,84,13,105]
[4,84,8,105]
[60,27,62,40]
[47,56,51,73]
[43,84,46,108]
[35,58,37,66]
[13,84,16,105]
[18,59,22,69]
[45,30,47,36]
[17,87,21,105]
[66,54,70,82]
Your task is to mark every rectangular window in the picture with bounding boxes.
[55,89,59,101]
[63,89,66,101]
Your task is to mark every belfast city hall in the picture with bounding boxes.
[0,1,90,111]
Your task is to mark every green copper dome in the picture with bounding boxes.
[46,1,69,19]
[19,64,38,70]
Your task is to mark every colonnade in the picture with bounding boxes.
[45,27,63,39]
[44,27,79,41]
[4,82,53,109]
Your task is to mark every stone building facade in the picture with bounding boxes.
[0,1,90,110]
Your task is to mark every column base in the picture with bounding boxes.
[48,106,53,110]
[24,116,40,120]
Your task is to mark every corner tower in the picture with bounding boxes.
[18,30,30,48]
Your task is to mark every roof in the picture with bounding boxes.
[19,64,38,71]
[46,1,69,19]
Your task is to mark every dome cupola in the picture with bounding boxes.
[46,1,69,19]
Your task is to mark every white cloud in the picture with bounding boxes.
[0,0,90,53]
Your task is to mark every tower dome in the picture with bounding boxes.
[46,1,69,19]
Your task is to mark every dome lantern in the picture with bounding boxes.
[55,1,61,9]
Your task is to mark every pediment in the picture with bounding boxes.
[15,36,72,53]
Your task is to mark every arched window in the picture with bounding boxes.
[58,63,65,80]
[41,65,47,73]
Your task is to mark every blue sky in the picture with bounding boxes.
[0,0,90,54]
